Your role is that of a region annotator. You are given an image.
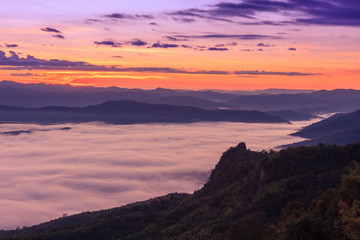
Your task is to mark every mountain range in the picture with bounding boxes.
[0,100,288,125]
[2,81,360,115]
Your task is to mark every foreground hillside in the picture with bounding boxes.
[2,142,360,240]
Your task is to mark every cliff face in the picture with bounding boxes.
[2,142,360,240]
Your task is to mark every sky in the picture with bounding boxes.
[0,120,314,229]
[0,0,359,90]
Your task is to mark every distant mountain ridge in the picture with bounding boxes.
[286,109,360,147]
[0,100,288,125]
[1,81,360,115]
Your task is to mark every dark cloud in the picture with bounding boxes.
[94,41,122,47]
[172,34,281,40]
[164,36,188,41]
[208,47,229,51]
[149,22,158,26]
[128,39,148,46]
[257,48,263,51]
[0,50,229,75]
[85,19,103,24]
[151,43,179,48]
[41,27,62,33]
[112,56,123,58]
[257,43,271,47]
[174,0,360,27]
[234,70,320,76]
[172,17,196,23]
[104,13,154,20]
[288,47,297,51]
[5,44,18,48]
[169,8,234,23]
[10,73,37,77]
[52,34,65,39]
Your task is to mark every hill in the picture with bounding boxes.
[0,100,287,125]
[1,142,360,239]
[2,81,360,115]
[226,89,360,113]
[288,109,360,146]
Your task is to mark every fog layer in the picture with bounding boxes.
[0,121,313,229]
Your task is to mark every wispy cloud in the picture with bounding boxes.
[5,44,18,48]
[41,27,65,39]
[104,13,154,20]
[208,47,229,51]
[41,27,62,33]
[234,70,320,76]
[150,43,179,48]
[52,34,65,39]
[170,0,360,27]
[172,34,282,40]
[0,51,229,75]
[94,40,122,47]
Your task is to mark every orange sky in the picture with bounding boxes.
[1,0,359,90]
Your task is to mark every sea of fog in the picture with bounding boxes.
[0,120,318,229]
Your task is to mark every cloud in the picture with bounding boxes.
[149,22,158,26]
[0,121,311,229]
[0,50,229,75]
[172,34,281,40]
[94,41,122,47]
[10,73,38,77]
[208,47,229,51]
[151,43,179,48]
[170,0,360,27]
[5,44,18,48]
[172,17,196,23]
[168,8,234,23]
[257,43,276,47]
[234,70,320,76]
[52,34,65,39]
[128,39,148,46]
[288,47,297,51]
[111,56,123,58]
[104,13,154,20]
[163,36,188,41]
[41,27,62,33]
[84,19,103,25]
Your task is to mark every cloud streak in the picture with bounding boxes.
[171,0,360,27]
[0,51,319,76]
[172,34,282,40]
[234,70,320,76]
[0,51,229,74]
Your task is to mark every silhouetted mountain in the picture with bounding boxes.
[0,100,287,124]
[266,110,318,121]
[147,96,228,110]
[227,89,360,113]
[2,81,359,114]
[287,109,360,147]
[0,81,238,108]
[1,142,360,240]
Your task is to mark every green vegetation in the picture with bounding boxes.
[2,142,360,240]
